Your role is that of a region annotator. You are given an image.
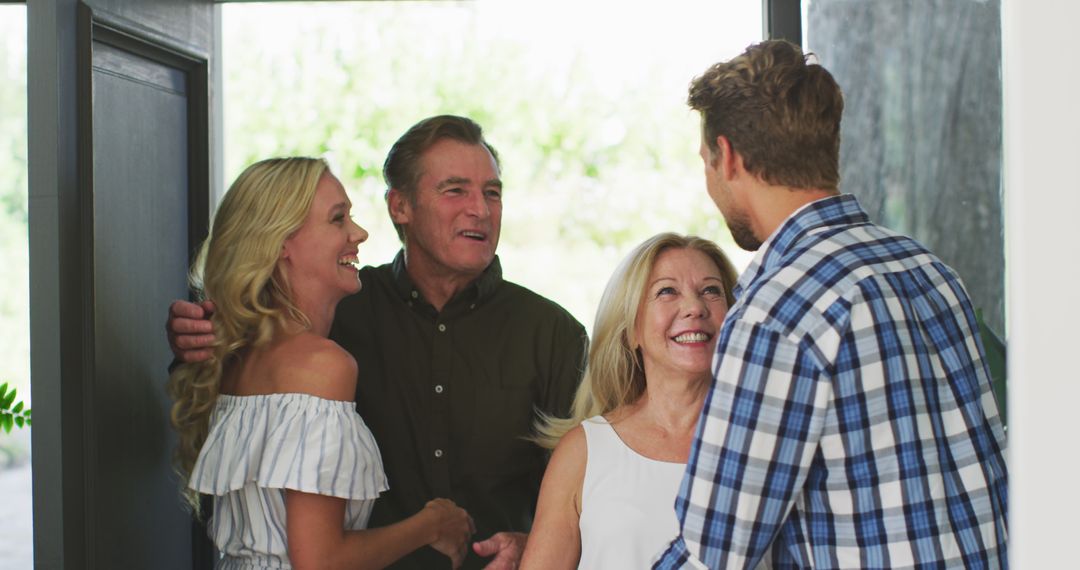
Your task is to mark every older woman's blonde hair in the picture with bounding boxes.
[166,157,329,510]
[533,233,739,449]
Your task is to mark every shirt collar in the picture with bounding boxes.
[389,249,504,307]
[733,193,870,298]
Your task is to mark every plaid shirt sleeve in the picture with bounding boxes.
[655,314,834,569]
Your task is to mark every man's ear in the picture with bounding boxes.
[386,188,412,225]
[714,135,741,181]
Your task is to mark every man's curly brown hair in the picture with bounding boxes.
[688,40,844,191]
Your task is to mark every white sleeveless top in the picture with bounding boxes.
[189,393,388,569]
[577,416,687,569]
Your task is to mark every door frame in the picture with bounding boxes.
[29,1,214,568]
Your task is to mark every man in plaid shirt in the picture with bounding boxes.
[654,40,1008,569]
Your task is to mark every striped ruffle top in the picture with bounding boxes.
[189,393,388,569]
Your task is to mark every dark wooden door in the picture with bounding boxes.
[28,1,215,568]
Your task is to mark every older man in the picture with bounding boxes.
[654,41,1008,569]
[168,115,587,570]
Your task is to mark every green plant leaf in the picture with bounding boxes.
[14,417,22,428]
[25,418,31,426]
[1,414,11,433]
[12,401,22,413]
[1,387,15,410]
[0,382,8,401]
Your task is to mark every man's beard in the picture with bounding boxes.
[725,209,761,251]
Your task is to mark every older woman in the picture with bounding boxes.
[167,157,473,569]
[519,233,739,569]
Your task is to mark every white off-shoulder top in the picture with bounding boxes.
[189,393,388,570]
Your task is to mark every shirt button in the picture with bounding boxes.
[438,324,447,332]
[411,290,419,299]
[435,384,444,394]
[434,449,444,458]
[469,304,476,310]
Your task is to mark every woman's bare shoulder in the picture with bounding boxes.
[549,423,588,479]
[268,333,357,402]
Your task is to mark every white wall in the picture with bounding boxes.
[1003,0,1080,565]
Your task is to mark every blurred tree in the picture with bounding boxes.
[0,11,30,397]
[223,2,758,327]
[1,17,28,227]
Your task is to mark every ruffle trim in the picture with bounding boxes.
[189,393,388,500]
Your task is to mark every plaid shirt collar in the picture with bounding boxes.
[734,193,869,300]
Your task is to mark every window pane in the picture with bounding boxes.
[803,0,1005,416]
[0,4,32,568]
[222,1,763,331]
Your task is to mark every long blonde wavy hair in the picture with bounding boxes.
[167,157,329,510]
[532,233,739,449]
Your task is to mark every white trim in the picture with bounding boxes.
[1003,0,1080,565]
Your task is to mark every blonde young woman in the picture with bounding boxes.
[519,233,739,569]
[168,157,474,570]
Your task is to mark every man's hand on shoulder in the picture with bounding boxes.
[166,299,216,362]
[473,531,527,570]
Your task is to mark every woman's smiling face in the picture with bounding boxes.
[634,247,730,383]
[280,173,369,304]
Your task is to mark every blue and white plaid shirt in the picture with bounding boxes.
[654,194,1008,569]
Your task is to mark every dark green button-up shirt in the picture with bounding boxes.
[330,252,587,569]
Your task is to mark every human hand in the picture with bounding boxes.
[425,498,475,569]
[473,531,528,570]
[166,299,216,362]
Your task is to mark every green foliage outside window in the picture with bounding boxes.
[223,3,759,327]
[0,382,30,433]
[0,12,30,445]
